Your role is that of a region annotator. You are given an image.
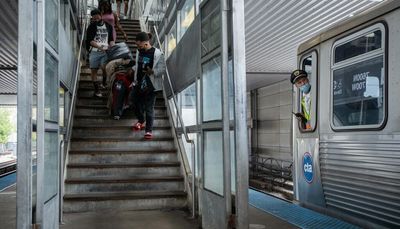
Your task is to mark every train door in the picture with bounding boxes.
[293,50,326,208]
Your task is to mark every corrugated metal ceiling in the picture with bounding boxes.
[0,0,18,95]
[0,0,386,94]
[244,0,385,73]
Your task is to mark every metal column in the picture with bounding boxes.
[220,0,232,227]
[232,0,249,228]
[17,0,33,227]
[35,0,45,224]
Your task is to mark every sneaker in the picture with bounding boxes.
[94,91,103,97]
[132,122,145,131]
[144,132,153,139]
[113,115,120,120]
[99,83,107,89]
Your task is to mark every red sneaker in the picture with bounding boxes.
[144,132,153,139]
[132,122,145,131]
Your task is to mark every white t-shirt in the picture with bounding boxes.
[94,23,109,49]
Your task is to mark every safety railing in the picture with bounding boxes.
[249,154,293,199]
[60,15,89,223]
[153,26,196,218]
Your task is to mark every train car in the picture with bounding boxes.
[293,1,400,228]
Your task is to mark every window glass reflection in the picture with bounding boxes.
[335,30,382,63]
[202,57,221,121]
[179,0,195,39]
[204,131,223,195]
[333,56,384,127]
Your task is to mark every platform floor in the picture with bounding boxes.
[0,185,16,229]
[1,185,297,229]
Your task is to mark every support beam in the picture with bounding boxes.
[17,0,33,227]
[232,0,249,228]
[35,0,46,224]
[220,0,232,228]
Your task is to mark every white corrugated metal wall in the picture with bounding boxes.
[253,79,292,162]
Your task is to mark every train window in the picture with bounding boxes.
[331,23,385,130]
[297,51,317,131]
[334,30,382,63]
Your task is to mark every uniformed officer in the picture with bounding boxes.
[291,69,312,130]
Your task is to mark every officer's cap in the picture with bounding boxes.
[290,69,308,84]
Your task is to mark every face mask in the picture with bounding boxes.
[300,83,311,93]
[96,21,104,26]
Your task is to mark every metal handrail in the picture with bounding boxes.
[60,15,89,222]
[153,25,196,218]
[63,16,89,167]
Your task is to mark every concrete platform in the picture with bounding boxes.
[61,209,199,229]
[1,184,297,229]
[0,185,16,229]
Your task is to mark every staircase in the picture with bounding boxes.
[63,19,187,213]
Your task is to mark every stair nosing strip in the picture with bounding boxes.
[72,126,170,129]
[70,137,174,141]
[63,191,187,201]
[68,150,176,154]
[65,176,184,184]
[67,162,181,168]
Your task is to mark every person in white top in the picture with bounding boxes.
[86,9,115,97]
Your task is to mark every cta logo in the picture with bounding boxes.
[303,152,313,183]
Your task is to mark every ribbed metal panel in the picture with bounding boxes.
[320,139,400,228]
[244,0,385,73]
[0,0,18,94]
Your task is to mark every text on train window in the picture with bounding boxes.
[332,24,385,129]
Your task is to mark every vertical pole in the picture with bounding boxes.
[35,0,45,225]
[220,0,231,227]
[17,0,33,227]
[232,0,248,228]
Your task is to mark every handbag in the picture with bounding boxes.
[136,75,154,95]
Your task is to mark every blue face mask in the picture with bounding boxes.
[300,83,311,93]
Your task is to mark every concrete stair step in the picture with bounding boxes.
[63,190,187,213]
[77,97,108,106]
[117,29,140,34]
[75,107,166,116]
[68,149,178,164]
[65,176,184,193]
[73,117,169,127]
[70,138,175,151]
[76,96,165,106]
[76,89,110,98]
[76,104,165,109]
[119,21,140,26]
[80,68,104,74]
[72,127,172,138]
[67,162,181,178]
[78,75,104,82]
[119,22,140,27]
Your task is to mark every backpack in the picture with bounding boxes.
[106,42,133,62]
